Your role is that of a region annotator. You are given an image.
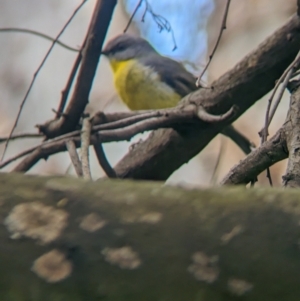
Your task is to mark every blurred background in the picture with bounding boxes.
[0,0,296,186]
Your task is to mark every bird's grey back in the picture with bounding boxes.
[140,54,197,97]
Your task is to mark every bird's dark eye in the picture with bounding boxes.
[114,43,126,52]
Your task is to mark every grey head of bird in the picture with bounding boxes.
[101,33,157,61]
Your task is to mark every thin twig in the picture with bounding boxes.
[0,0,87,162]
[93,110,163,130]
[266,167,273,187]
[81,117,92,180]
[56,49,83,117]
[0,133,43,143]
[12,135,96,173]
[143,1,177,50]
[261,51,300,143]
[93,110,252,156]
[65,162,74,175]
[64,162,73,175]
[8,105,227,172]
[267,68,294,128]
[123,0,143,33]
[56,32,89,117]
[0,109,190,170]
[123,0,177,50]
[210,136,227,185]
[0,28,79,52]
[93,137,117,178]
[38,110,162,148]
[196,0,231,86]
[0,104,236,171]
[66,140,83,177]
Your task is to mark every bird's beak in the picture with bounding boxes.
[101,47,109,56]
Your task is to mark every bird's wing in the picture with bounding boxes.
[139,55,197,97]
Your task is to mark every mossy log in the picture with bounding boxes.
[1,173,300,300]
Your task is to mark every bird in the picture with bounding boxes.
[101,33,252,154]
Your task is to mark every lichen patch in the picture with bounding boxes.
[102,246,141,269]
[188,265,219,283]
[32,249,72,283]
[228,278,253,296]
[14,187,47,200]
[138,212,162,224]
[45,179,82,192]
[80,213,107,232]
[192,252,219,266]
[122,211,162,224]
[4,202,68,244]
[188,251,219,284]
[57,198,69,207]
[221,225,243,245]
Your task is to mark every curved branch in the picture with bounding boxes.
[197,105,237,123]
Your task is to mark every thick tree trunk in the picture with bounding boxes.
[1,172,300,300]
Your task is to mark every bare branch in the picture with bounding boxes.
[210,137,227,185]
[56,49,83,117]
[221,126,254,155]
[4,106,201,172]
[65,140,83,177]
[80,118,92,180]
[0,133,43,144]
[39,0,117,138]
[93,138,117,178]
[92,110,164,130]
[196,0,231,86]
[222,77,300,186]
[221,131,287,185]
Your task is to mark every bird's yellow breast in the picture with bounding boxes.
[109,59,181,111]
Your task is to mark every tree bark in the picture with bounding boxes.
[1,173,300,300]
[283,80,300,187]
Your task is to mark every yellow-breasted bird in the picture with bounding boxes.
[101,33,252,154]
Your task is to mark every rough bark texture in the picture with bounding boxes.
[283,80,300,187]
[221,130,288,185]
[2,173,300,300]
[115,14,300,181]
